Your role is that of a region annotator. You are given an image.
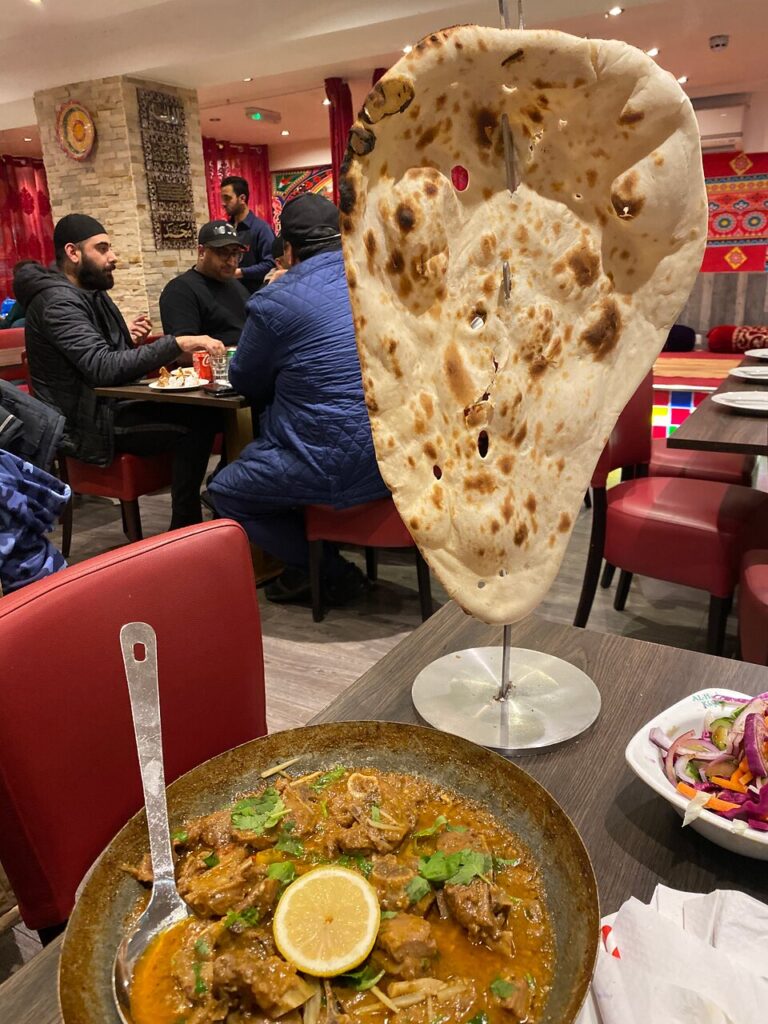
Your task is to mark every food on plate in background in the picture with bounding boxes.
[341,25,707,624]
[126,766,554,1024]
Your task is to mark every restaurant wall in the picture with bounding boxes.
[34,75,208,325]
[269,138,331,169]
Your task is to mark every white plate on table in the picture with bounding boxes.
[625,688,768,860]
[148,376,204,391]
[711,390,768,414]
[729,365,768,381]
[743,347,768,360]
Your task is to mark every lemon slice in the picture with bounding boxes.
[272,865,381,976]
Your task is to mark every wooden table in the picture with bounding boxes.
[3,604,767,1023]
[0,347,24,370]
[667,354,768,455]
[93,383,254,461]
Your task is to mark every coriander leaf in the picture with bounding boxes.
[419,849,492,887]
[445,851,492,887]
[337,854,372,877]
[231,788,288,834]
[192,962,207,996]
[268,861,297,885]
[445,824,468,832]
[418,850,454,882]
[466,1014,488,1024]
[414,815,447,838]
[320,800,329,818]
[525,973,536,991]
[275,831,304,857]
[338,962,385,991]
[380,910,397,919]
[202,853,219,869]
[171,830,189,844]
[370,804,382,822]
[223,907,261,931]
[406,876,432,904]
[310,766,347,792]
[490,977,517,999]
[493,856,521,871]
[194,939,210,958]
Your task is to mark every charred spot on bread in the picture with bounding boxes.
[580,298,622,360]
[611,172,645,219]
[618,108,644,126]
[502,49,524,66]
[395,202,417,232]
[348,123,377,157]
[339,175,357,216]
[388,248,405,274]
[360,78,415,124]
[514,523,529,546]
[416,124,439,149]
[566,244,600,288]
[558,513,572,532]
[474,107,498,149]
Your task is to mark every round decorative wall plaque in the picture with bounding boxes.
[55,101,96,161]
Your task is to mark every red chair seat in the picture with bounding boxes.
[605,477,768,597]
[650,438,755,486]
[305,499,414,548]
[740,550,768,665]
[65,452,173,500]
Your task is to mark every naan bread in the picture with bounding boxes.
[340,25,707,624]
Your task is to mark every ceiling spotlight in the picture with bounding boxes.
[403,45,413,54]
[646,46,660,57]
[243,77,253,82]
[281,130,290,136]
[23,137,32,142]
[677,74,688,84]
[322,98,331,106]
[606,6,623,15]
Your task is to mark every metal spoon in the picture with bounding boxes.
[113,622,190,1023]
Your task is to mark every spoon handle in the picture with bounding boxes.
[119,622,175,886]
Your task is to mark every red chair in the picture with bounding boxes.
[0,520,267,936]
[59,452,174,556]
[575,374,768,654]
[649,439,755,486]
[739,550,768,665]
[305,498,433,623]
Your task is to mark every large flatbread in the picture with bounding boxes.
[340,25,707,624]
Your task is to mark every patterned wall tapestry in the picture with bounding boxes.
[271,166,333,232]
[137,88,196,250]
[703,151,768,272]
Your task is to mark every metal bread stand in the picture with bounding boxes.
[411,0,602,752]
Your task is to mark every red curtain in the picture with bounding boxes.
[202,138,273,228]
[0,156,54,299]
[324,78,354,206]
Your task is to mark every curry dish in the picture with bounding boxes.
[127,766,554,1024]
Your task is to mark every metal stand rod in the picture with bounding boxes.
[498,623,513,701]
[498,0,524,31]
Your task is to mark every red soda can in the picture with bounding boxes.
[192,351,213,382]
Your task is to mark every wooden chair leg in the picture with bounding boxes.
[415,550,433,621]
[61,495,73,558]
[600,563,616,589]
[121,499,143,543]
[707,594,731,656]
[574,487,606,628]
[309,539,324,623]
[37,920,66,946]
[365,546,378,581]
[613,570,633,611]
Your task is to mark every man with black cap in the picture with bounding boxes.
[209,192,389,606]
[15,213,227,530]
[159,220,249,345]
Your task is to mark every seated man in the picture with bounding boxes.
[159,221,249,345]
[16,213,226,530]
[209,193,389,603]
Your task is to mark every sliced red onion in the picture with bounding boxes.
[744,713,768,778]
[675,755,696,784]
[730,699,768,748]
[747,819,768,833]
[649,727,671,752]
[701,756,739,780]
[665,730,695,785]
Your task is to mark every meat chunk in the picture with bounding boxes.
[274,779,321,837]
[373,913,438,978]
[436,828,492,858]
[213,950,316,1017]
[491,972,533,1022]
[122,852,153,885]
[185,809,234,850]
[327,774,417,855]
[178,846,280,919]
[370,855,418,912]
[444,879,515,955]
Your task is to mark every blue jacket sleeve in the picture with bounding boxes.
[228,301,279,406]
[240,219,276,288]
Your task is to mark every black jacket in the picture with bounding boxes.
[14,264,181,466]
[0,379,64,470]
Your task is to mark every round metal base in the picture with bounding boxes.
[411,646,601,751]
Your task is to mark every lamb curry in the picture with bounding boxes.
[127,767,555,1024]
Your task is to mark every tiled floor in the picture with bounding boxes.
[0,463,756,981]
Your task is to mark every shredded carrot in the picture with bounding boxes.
[739,770,754,785]
[739,757,750,774]
[676,781,740,812]
[728,765,743,784]
[710,776,748,794]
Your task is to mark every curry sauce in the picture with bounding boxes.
[128,768,554,1024]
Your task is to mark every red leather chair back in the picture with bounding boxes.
[0,520,267,929]
[591,373,653,487]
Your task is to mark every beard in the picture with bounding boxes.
[76,253,115,290]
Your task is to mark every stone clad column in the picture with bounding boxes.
[34,75,208,326]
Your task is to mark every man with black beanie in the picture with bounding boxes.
[15,213,227,530]
[209,193,388,606]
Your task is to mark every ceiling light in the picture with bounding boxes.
[23,137,32,142]
[677,75,688,84]
[322,98,331,106]
[646,47,660,57]
[281,130,290,136]
[403,45,413,54]
[243,77,253,82]
[28,0,43,5]
[606,6,623,15]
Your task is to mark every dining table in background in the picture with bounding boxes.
[2,602,767,1024]
[667,352,768,456]
[0,347,25,370]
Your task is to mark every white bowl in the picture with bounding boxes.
[625,688,768,860]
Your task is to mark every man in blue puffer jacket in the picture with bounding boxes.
[209,193,389,603]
